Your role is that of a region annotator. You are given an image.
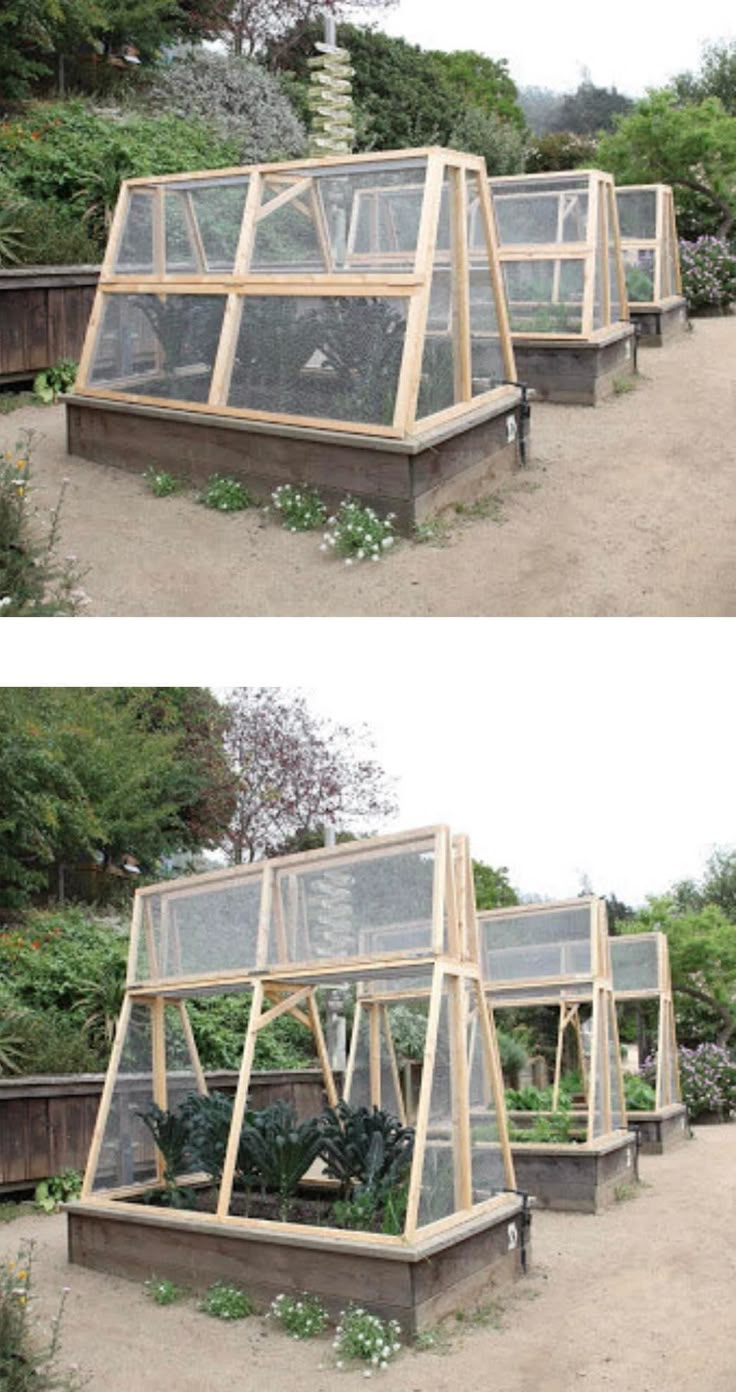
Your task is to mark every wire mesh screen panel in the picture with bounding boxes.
[266,839,439,969]
[115,191,154,273]
[501,259,585,333]
[610,935,660,995]
[479,905,593,985]
[342,1004,405,1117]
[616,189,657,240]
[228,295,408,425]
[253,160,428,274]
[606,996,624,1129]
[607,185,622,323]
[467,990,507,1202]
[135,875,264,982]
[92,1003,157,1191]
[466,171,505,392]
[417,179,455,420]
[88,294,226,403]
[177,178,249,272]
[623,247,656,303]
[589,997,606,1139]
[417,991,457,1228]
[493,178,590,245]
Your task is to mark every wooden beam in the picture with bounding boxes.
[404,962,444,1240]
[125,893,143,987]
[81,994,133,1198]
[255,177,312,223]
[449,165,472,404]
[307,989,339,1108]
[151,998,167,1181]
[474,981,515,1189]
[177,1000,208,1096]
[449,974,472,1212]
[369,1003,381,1108]
[392,153,444,434]
[343,999,362,1102]
[208,170,262,407]
[216,979,264,1220]
[255,986,312,1032]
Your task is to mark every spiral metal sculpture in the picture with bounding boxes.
[307,42,356,156]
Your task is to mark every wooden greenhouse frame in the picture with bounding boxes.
[72,147,518,442]
[609,931,682,1110]
[476,898,628,1144]
[77,825,519,1253]
[616,185,683,308]
[488,169,630,340]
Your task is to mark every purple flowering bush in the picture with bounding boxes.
[679,237,736,311]
[642,1043,736,1119]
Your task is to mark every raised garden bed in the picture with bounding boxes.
[510,323,637,406]
[506,1132,637,1212]
[624,1103,689,1154]
[67,1192,528,1332]
[629,297,688,347]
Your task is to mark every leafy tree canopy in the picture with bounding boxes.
[597,91,736,238]
[550,79,634,135]
[472,860,519,911]
[426,49,524,129]
[626,896,736,1046]
[221,687,397,863]
[673,39,736,116]
[525,130,599,173]
[220,0,396,63]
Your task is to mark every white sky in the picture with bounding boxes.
[25,617,735,912]
[373,0,735,97]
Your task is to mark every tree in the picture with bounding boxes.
[518,86,564,136]
[218,0,396,63]
[427,49,525,129]
[272,22,464,151]
[112,689,238,851]
[0,688,240,909]
[598,92,736,239]
[525,130,599,173]
[673,40,736,116]
[448,107,527,176]
[627,898,736,1046]
[221,688,397,863]
[472,860,519,911]
[550,80,633,135]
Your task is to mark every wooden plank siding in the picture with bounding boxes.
[0,268,99,382]
[0,1070,328,1191]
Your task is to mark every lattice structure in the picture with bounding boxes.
[615,184,683,307]
[73,149,517,440]
[81,826,516,1246]
[488,170,629,339]
[476,898,627,1143]
[610,931,681,1109]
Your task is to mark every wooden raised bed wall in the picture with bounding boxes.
[0,266,99,385]
[0,1070,327,1192]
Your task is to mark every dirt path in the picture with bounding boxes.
[2,1124,735,1392]
[5,316,736,617]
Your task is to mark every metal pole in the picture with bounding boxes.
[324,10,337,47]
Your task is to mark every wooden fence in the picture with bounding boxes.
[0,265,99,384]
[0,1070,328,1192]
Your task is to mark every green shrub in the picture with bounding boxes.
[269,1291,329,1340]
[388,1004,427,1061]
[13,197,101,266]
[198,1282,252,1320]
[497,1029,529,1087]
[198,474,252,512]
[269,483,327,532]
[0,429,90,616]
[680,237,736,310]
[144,1277,187,1306]
[320,1102,414,1195]
[0,102,238,255]
[240,1101,323,1219]
[321,500,397,563]
[34,1169,82,1213]
[623,1074,656,1110]
[0,1242,82,1390]
[143,466,185,498]
[34,359,77,403]
[333,1305,402,1369]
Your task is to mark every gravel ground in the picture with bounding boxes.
[2,1123,735,1392]
[4,315,736,616]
